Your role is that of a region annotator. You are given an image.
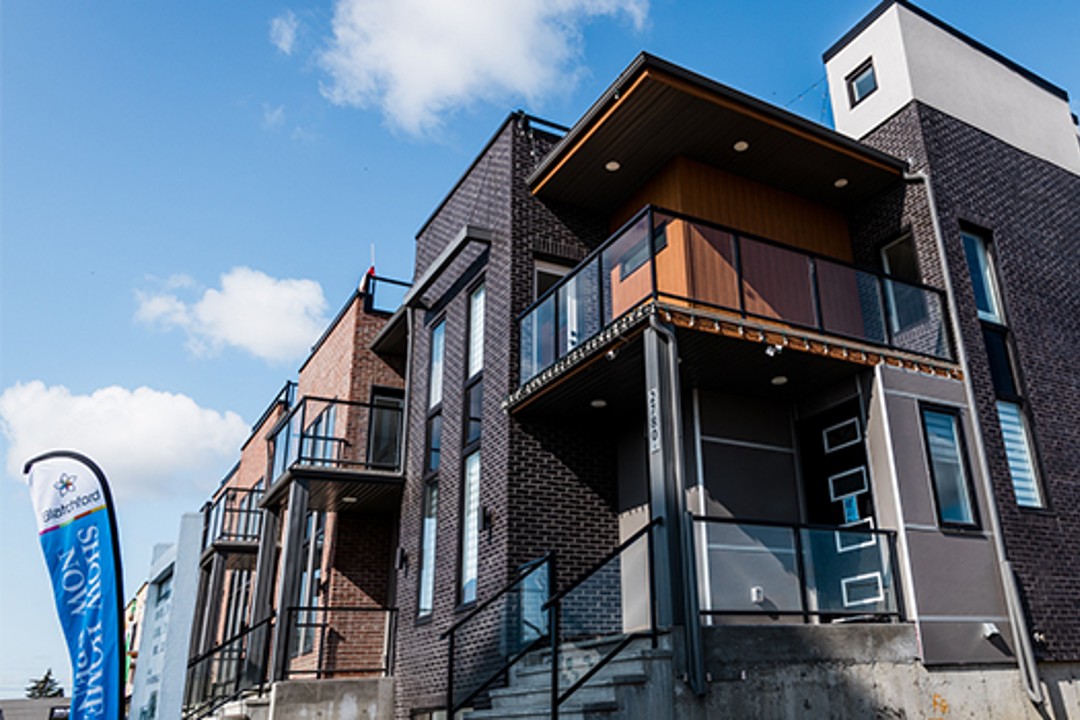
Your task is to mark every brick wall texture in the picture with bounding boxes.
[861,101,1080,661]
[393,114,621,717]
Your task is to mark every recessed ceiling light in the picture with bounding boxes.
[590,399,608,409]
[733,140,750,152]
[342,496,358,503]
[605,160,621,172]
[834,178,849,188]
[771,375,789,386]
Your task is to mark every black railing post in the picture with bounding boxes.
[878,276,894,346]
[648,206,658,303]
[646,523,658,650]
[792,528,811,625]
[549,600,560,720]
[809,257,824,331]
[316,608,327,680]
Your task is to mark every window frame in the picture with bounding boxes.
[457,279,485,608]
[995,400,1046,510]
[846,57,878,108]
[424,317,447,478]
[416,479,439,621]
[919,403,981,530]
[960,228,1005,324]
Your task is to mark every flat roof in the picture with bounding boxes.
[823,0,1069,102]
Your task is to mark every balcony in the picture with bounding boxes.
[202,487,265,562]
[518,207,953,389]
[283,606,397,680]
[692,516,902,624]
[264,395,405,512]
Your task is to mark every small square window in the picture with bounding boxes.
[847,59,878,108]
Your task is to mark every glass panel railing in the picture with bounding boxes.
[740,237,817,327]
[204,487,265,547]
[364,275,410,314]
[284,606,397,679]
[517,206,953,385]
[816,260,888,346]
[183,616,273,719]
[884,278,951,360]
[444,556,551,713]
[601,214,653,325]
[694,517,900,622]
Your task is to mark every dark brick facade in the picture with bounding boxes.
[861,100,1080,661]
[393,114,622,717]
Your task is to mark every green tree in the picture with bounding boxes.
[25,668,64,698]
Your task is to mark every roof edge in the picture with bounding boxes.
[822,0,1068,102]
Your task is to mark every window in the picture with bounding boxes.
[428,320,445,408]
[468,284,485,377]
[464,384,482,446]
[961,229,1003,323]
[846,59,878,107]
[920,406,978,527]
[881,235,929,334]
[425,414,443,473]
[417,482,439,618]
[368,388,404,470]
[535,260,570,300]
[459,451,481,605]
[293,511,325,655]
[961,226,1045,508]
[305,404,336,466]
[156,572,173,603]
[996,401,1044,508]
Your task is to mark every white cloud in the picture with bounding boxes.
[263,103,286,128]
[136,266,328,364]
[270,10,300,55]
[317,0,648,135]
[0,381,248,499]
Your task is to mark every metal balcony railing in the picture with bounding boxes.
[269,395,404,484]
[283,606,397,679]
[519,206,953,384]
[202,487,265,550]
[363,274,410,315]
[692,516,903,623]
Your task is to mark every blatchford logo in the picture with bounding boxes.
[43,472,102,524]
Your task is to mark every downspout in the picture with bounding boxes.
[904,170,1043,705]
[648,313,706,696]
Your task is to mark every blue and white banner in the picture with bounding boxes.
[25,451,125,720]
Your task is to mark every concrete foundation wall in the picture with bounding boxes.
[268,678,393,720]
[665,626,1080,719]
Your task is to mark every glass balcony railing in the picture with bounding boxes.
[518,206,952,384]
[692,516,901,622]
[363,274,410,315]
[202,487,265,550]
[269,395,404,485]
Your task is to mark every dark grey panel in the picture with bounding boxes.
[702,442,799,523]
[698,390,794,448]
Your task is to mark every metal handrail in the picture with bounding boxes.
[692,514,897,539]
[183,614,275,720]
[547,518,663,719]
[543,517,662,610]
[439,552,553,641]
[442,553,553,714]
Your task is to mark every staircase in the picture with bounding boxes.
[464,635,672,720]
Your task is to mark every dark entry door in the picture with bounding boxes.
[798,398,873,528]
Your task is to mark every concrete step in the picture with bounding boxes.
[463,697,618,720]
[511,639,670,689]
[486,673,647,711]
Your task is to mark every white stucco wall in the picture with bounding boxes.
[129,513,201,720]
[826,3,1080,175]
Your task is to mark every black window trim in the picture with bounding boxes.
[846,57,878,108]
[918,402,982,531]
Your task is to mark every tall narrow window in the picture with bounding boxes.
[429,321,446,408]
[418,482,439,617]
[460,451,481,605]
[881,234,928,333]
[468,284,485,377]
[996,401,1043,508]
[920,406,978,528]
[368,388,404,471]
[961,230,1003,323]
[961,227,1045,508]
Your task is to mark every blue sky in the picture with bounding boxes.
[2,0,1077,698]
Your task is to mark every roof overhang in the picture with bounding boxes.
[528,53,908,214]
